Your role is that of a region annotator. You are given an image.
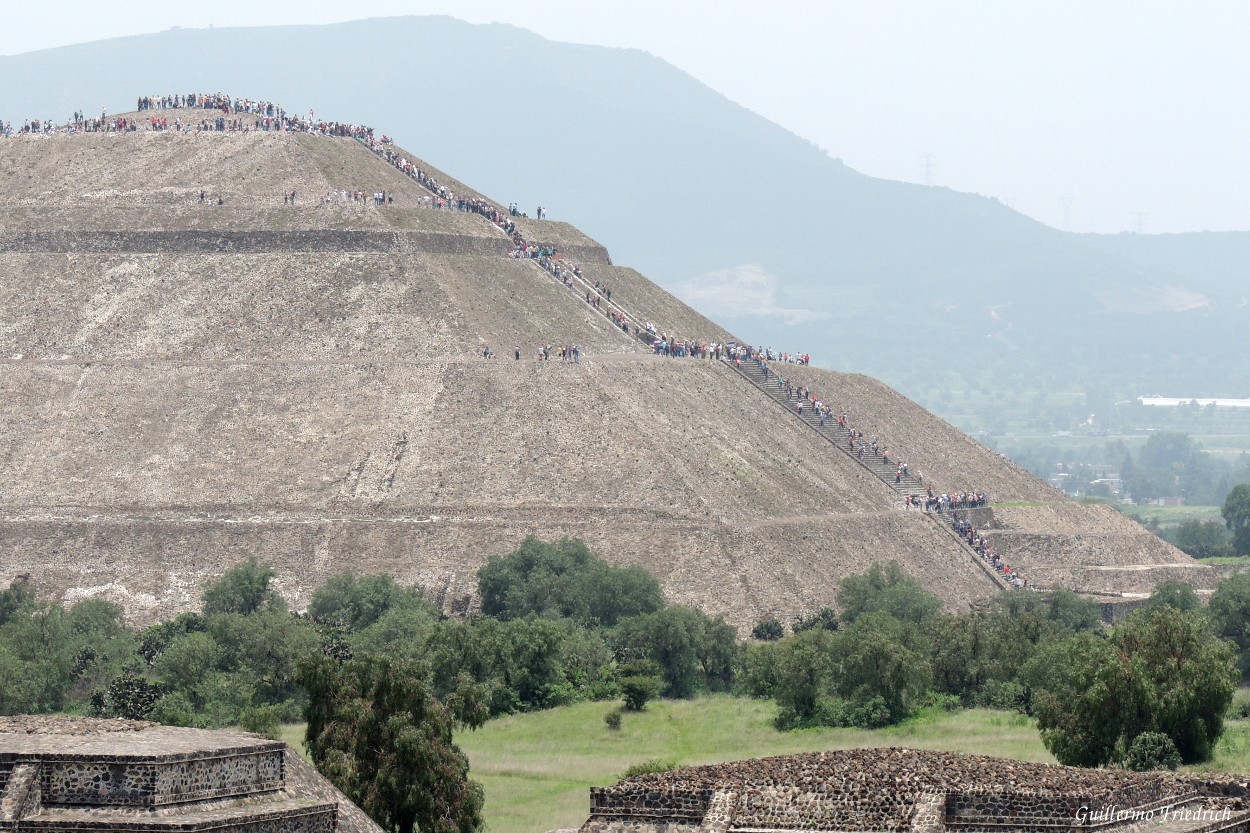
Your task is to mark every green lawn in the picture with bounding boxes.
[1120,504,1223,528]
[276,694,1250,833]
[279,723,308,760]
[455,697,1053,833]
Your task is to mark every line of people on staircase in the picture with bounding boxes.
[277,95,1043,592]
[951,515,1028,589]
[740,352,1033,589]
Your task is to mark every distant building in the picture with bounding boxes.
[1139,396,1250,408]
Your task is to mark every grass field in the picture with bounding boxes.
[1120,504,1224,528]
[276,694,1250,833]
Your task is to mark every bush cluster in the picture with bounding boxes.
[0,538,1244,772]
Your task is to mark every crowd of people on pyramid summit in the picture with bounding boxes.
[3,93,379,139]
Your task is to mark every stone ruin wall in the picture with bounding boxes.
[0,718,367,833]
[589,787,712,821]
[582,750,1250,833]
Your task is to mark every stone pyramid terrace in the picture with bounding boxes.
[580,748,1249,833]
[0,717,380,833]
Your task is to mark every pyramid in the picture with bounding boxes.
[0,102,1215,629]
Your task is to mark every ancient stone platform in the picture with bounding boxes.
[0,717,380,833]
[581,748,1249,833]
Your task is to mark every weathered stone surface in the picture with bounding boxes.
[0,118,1213,629]
[583,748,1250,833]
[0,716,377,833]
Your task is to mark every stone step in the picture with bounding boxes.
[21,796,336,833]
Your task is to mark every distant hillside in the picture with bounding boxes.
[1,16,1246,417]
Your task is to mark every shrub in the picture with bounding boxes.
[603,711,622,731]
[791,607,839,633]
[751,616,785,641]
[98,673,165,720]
[239,705,283,740]
[621,759,677,779]
[973,680,1027,712]
[1124,732,1182,771]
[618,662,663,712]
[849,695,893,728]
[922,692,963,713]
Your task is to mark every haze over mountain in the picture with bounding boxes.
[2,16,1246,419]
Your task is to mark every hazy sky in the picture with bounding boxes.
[4,1,1247,234]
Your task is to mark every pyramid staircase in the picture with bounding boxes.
[378,139,1020,594]
[721,357,1015,593]
[729,358,927,494]
[0,727,337,833]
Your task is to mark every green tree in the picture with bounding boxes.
[1142,580,1200,614]
[300,654,484,833]
[478,537,663,627]
[614,606,737,698]
[1022,631,1121,766]
[0,580,34,626]
[0,596,137,715]
[616,659,663,711]
[925,613,984,701]
[768,612,930,729]
[310,573,432,632]
[770,629,837,727]
[208,610,320,706]
[1030,608,1238,766]
[829,612,930,724]
[1222,484,1250,555]
[1125,432,1220,503]
[837,562,941,626]
[153,632,221,710]
[202,560,284,616]
[1170,520,1232,560]
[1208,573,1250,679]
[138,613,206,666]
